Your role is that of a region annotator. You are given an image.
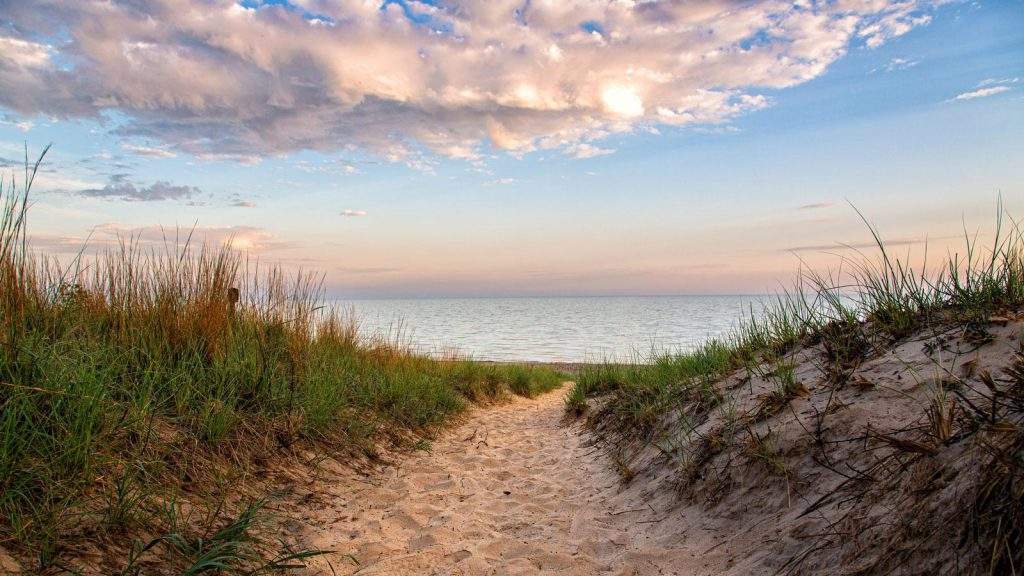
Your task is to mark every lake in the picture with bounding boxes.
[333,295,768,363]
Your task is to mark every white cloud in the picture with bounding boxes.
[295,159,359,175]
[340,209,368,217]
[0,1,944,163]
[601,84,645,118]
[952,85,1012,101]
[872,57,920,73]
[977,77,1020,87]
[566,143,615,159]
[122,143,177,158]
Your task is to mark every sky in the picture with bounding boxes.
[0,0,1022,297]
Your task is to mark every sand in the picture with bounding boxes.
[289,316,1024,575]
[292,390,722,575]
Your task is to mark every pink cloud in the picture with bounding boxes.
[0,1,942,163]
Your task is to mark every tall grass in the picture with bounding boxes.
[569,202,1024,427]
[0,150,564,569]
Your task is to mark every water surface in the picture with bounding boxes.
[334,295,767,363]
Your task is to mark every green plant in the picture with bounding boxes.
[569,201,1024,436]
[119,499,326,574]
[564,382,587,415]
[0,148,567,566]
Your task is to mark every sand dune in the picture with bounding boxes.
[287,316,1024,575]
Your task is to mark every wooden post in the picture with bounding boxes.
[227,287,239,315]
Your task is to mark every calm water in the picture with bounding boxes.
[333,295,767,363]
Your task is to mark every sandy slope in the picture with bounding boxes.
[286,317,1024,576]
[293,390,720,576]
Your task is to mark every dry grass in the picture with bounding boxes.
[0,149,564,572]
[568,200,1024,575]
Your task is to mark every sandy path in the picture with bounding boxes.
[296,389,716,575]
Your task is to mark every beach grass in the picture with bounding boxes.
[0,149,566,570]
[566,201,1024,574]
[568,201,1024,430]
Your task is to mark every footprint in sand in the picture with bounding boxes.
[299,390,717,576]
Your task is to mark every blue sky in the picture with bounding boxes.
[1,0,1022,297]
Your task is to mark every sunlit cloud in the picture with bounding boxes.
[0,0,944,164]
[341,209,368,217]
[601,84,645,118]
[95,223,289,252]
[28,223,291,254]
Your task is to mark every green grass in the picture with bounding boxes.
[569,200,1024,433]
[566,200,1024,574]
[118,498,326,576]
[0,149,566,570]
[571,342,734,436]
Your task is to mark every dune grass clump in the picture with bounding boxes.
[568,343,735,437]
[0,150,565,570]
[569,203,1024,432]
[568,202,1024,574]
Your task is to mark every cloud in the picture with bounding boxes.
[295,159,359,175]
[797,202,834,211]
[336,266,401,275]
[75,174,200,201]
[122,143,177,158]
[977,77,1020,87]
[856,3,933,48]
[1,114,33,131]
[195,152,262,165]
[952,85,1012,101]
[0,1,944,163]
[871,57,919,73]
[29,223,290,254]
[93,223,289,252]
[230,199,257,208]
[340,209,367,217]
[23,234,91,255]
[566,143,615,159]
[786,234,959,253]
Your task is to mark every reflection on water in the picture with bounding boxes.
[332,295,767,363]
